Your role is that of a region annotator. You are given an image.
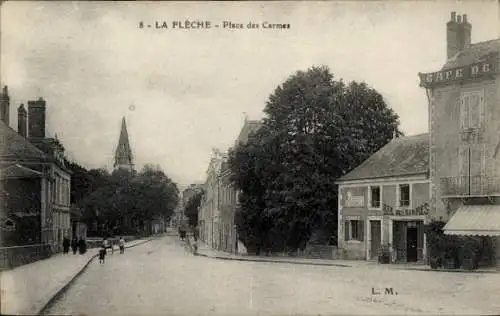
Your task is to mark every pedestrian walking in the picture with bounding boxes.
[62,236,70,254]
[99,245,106,264]
[119,237,125,254]
[71,236,78,255]
[78,237,87,254]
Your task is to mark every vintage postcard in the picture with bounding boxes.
[0,1,499,315]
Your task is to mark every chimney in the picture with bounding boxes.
[446,11,472,60]
[17,104,27,137]
[28,97,46,139]
[0,86,10,125]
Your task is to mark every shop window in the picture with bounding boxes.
[369,186,381,209]
[344,220,364,241]
[399,184,410,207]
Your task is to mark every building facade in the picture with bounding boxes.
[336,134,430,262]
[199,118,263,253]
[419,12,500,265]
[198,150,223,249]
[0,87,71,251]
[218,157,238,253]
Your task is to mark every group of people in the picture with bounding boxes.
[62,236,87,255]
[99,237,125,264]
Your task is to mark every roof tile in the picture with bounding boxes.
[337,133,429,182]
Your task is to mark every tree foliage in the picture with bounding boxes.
[229,65,402,254]
[68,162,179,236]
[184,190,204,228]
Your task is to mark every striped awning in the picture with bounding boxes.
[444,205,500,236]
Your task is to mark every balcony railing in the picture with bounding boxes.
[382,200,430,216]
[440,176,500,197]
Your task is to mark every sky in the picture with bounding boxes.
[1,1,499,187]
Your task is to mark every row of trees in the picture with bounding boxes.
[66,161,179,237]
[228,66,403,255]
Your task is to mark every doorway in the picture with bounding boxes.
[406,224,418,262]
[370,221,381,260]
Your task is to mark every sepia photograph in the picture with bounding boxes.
[0,0,499,315]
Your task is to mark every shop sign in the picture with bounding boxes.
[344,191,365,207]
[344,215,361,221]
[419,55,498,88]
[384,203,429,216]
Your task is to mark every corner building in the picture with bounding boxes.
[419,12,500,266]
[336,134,430,262]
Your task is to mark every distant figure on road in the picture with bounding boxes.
[119,237,125,254]
[62,236,70,254]
[99,245,106,264]
[71,236,78,255]
[103,237,114,254]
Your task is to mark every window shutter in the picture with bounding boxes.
[470,94,480,128]
[480,93,485,127]
[358,221,364,241]
[458,146,469,178]
[481,144,487,176]
[344,221,350,241]
[460,95,467,129]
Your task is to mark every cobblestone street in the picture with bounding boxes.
[44,236,500,316]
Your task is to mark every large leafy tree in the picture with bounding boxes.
[229,65,402,254]
[78,163,179,236]
[184,190,204,228]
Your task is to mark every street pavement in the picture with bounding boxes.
[44,235,500,316]
[0,238,150,315]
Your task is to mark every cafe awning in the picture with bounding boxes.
[444,205,500,236]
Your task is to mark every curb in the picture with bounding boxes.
[189,241,499,273]
[393,267,500,274]
[184,238,351,268]
[38,238,153,315]
[194,251,352,267]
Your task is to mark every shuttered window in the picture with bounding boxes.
[460,90,484,130]
[345,220,364,241]
[344,221,349,241]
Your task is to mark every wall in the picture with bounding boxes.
[339,178,430,260]
[430,75,500,221]
[1,178,42,246]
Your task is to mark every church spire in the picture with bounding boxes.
[114,116,134,171]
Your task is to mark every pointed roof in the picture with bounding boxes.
[0,120,49,162]
[114,117,133,168]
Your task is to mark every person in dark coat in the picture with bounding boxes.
[62,236,70,254]
[71,237,78,255]
[78,237,87,254]
[99,245,106,264]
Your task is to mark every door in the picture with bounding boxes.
[370,221,381,260]
[406,225,418,262]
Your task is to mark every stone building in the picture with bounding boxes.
[0,86,71,251]
[198,149,223,248]
[419,12,500,265]
[336,134,430,262]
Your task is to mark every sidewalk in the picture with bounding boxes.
[0,238,151,315]
[189,238,499,273]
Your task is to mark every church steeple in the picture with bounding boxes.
[114,116,134,171]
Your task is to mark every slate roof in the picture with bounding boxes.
[337,133,429,182]
[0,120,49,161]
[0,163,43,179]
[442,38,500,70]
